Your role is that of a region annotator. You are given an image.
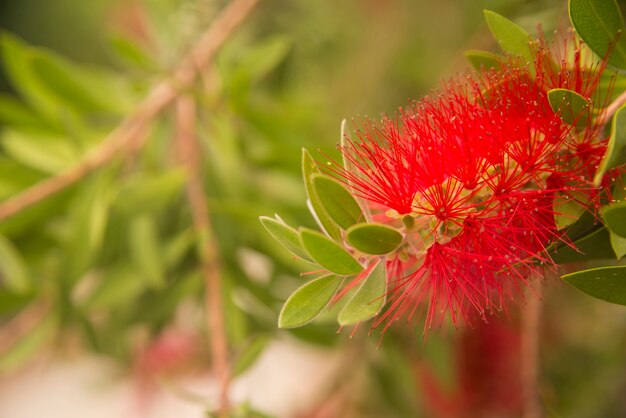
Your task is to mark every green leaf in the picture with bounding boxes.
[550,226,616,263]
[547,88,591,126]
[82,266,147,311]
[553,190,591,230]
[300,228,363,275]
[130,215,166,289]
[0,33,59,119]
[237,36,292,83]
[1,129,78,174]
[260,215,312,261]
[278,275,342,328]
[569,0,626,70]
[602,200,626,238]
[29,52,130,114]
[114,169,186,215]
[338,260,387,325]
[109,35,157,72]
[0,290,32,316]
[464,49,504,70]
[0,234,31,293]
[232,335,271,377]
[594,103,626,185]
[311,174,364,229]
[62,173,111,283]
[302,149,341,241]
[609,230,626,259]
[562,265,626,305]
[0,94,50,129]
[347,223,403,255]
[484,10,532,60]
[0,315,56,373]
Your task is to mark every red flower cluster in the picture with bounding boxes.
[331,30,614,330]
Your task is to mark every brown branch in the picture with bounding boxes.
[176,95,230,415]
[0,0,259,221]
[521,279,543,418]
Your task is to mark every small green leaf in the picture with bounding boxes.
[109,35,157,71]
[547,88,591,126]
[563,265,626,305]
[609,230,626,259]
[0,314,56,373]
[553,190,591,230]
[347,223,403,255]
[300,229,363,275]
[594,103,626,185]
[311,174,364,229]
[0,234,31,293]
[62,173,111,283]
[464,49,504,70]
[114,169,186,215]
[602,200,626,237]
[260,216,311,261]
[569,0,626,70]
[338,260,387,325]
[278,275,342,328]
[0,33,59,119]
[1,129,78,174]
[302,149,342,241]
[0,94,50,129]
[484,10,532,60]
[233,335,270,376]
[82,266,147,311]
[130,215,165,289]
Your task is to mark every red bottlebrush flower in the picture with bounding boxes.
[330,29,613,331]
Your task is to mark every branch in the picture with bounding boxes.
[0,0,259,221]
[176,95,230,415]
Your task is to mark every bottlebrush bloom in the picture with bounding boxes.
[327,29,614,331]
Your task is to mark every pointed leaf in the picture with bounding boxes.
[0,234,31,293]
[347,223,403,255]
[338,261,387,325]
[484,10,532,60]
[464,49,504,70]
[130,215,165,289]
[563,265,626,305]
[300,229,363,275]
[311,174,363,229]
[553,190,591,230]
[260,216,311,261]
[1,129,78,174]
[594,103,626,185]
[569,0,626,70]
[233,335,271,376]
[602,200,626,237]
[609,230,626,259]
[302,149,341,240]
[548,88,591,126]
[278,275,342,328]
[0,315,56,373]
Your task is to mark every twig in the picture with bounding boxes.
[176,95,230,415]
[521,279,543,418]
[0,0,259,221]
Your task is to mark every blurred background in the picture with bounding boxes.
[0,0,625,417]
